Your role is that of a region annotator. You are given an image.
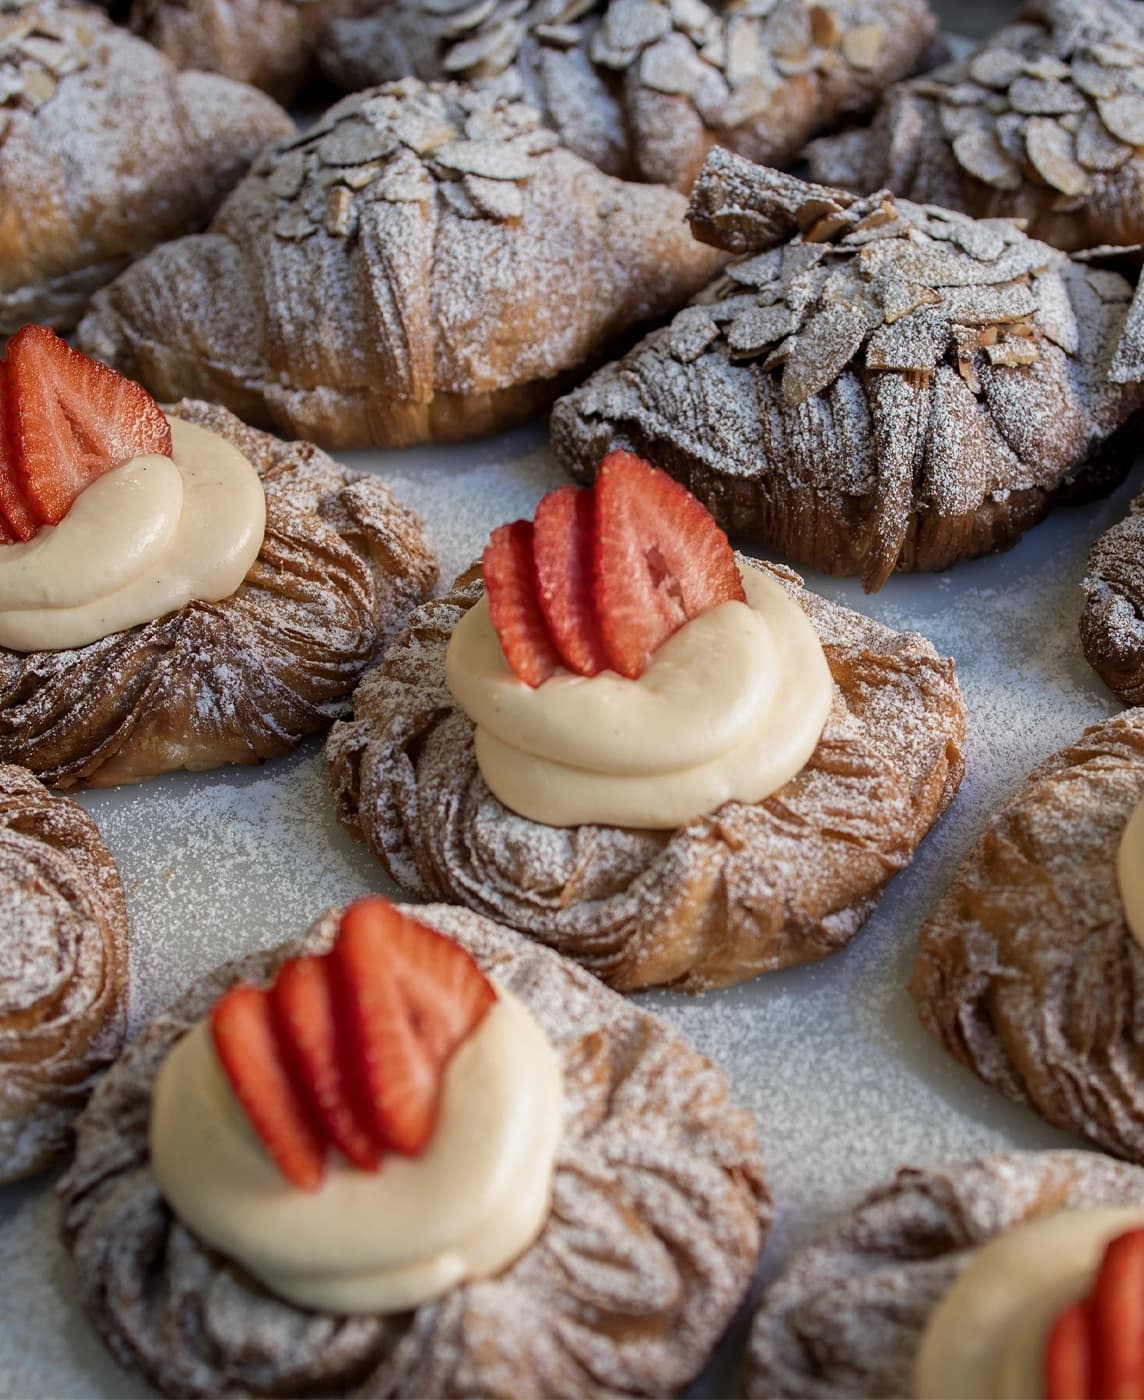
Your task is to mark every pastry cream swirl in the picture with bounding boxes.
[1119,796,1144,951]
[0,416,265,652]
[150,986,563,1314]
[445,563,833,829]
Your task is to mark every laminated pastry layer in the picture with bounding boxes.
[1082,481,1144,705]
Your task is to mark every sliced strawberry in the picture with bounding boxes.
[532,484,608,677]
[269,955,381,1172]
[1090,1227,1144,1400]
[211,984,326,1192]
[1045,1302,1092,1400]
[0,363,34,542]
[592,450,745,680]
[483,519,562,687]
[5,324,172,527]
[331,897,495,1156]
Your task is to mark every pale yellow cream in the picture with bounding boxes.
[444,563,833,829]
[0,416,265,652]
[1119,796,1144,950]
[915,1207,1144,1400]
[150,986,563,1314]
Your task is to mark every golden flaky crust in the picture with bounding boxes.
[744,1151,1144,1399]
[74,79,725,451]
[0,0,293,337]
[0,401,437,789]
[319,0,938,193]
[551,153,1144,591]
[0,764,127,1184]
[59,902,769,1399]
[1082,481,1144,704]
[325,561,966,992]
[808,0,1144,254]
[912,711,1144,1163]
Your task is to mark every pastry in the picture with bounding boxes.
[0,328,437,787]
[807,0,1144,254]
[0,0,293,338]
[550,151,1144,591]
[59,896,768,1397]
[744,1150,1144,1398]
[326,454,965,992]
[0,763,127,1184]
[318,0,940,193]
[911,709,1144,1165]
[1081,480,1144,705]
[75,79,726,451]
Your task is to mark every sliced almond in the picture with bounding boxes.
[840,22,884,72]
[780,304,867,405]
[865,310,949,372]
[968,46,1024,90]
[726,303,796,355]
[267,151,308,199]
[1070,56,1120,100]
[725,15,762,88]
[433,138,533,179]
[952,127,1024,191]
[324,186,357,238]
[1024,115,1092,197]
[986,338,1038,366]
[1008,75,1087,115]
[808,5,839,48]
[1096,91,1144,146]
[670,306,721,363]
[463,171,525,218]
[1075,108,1133,170]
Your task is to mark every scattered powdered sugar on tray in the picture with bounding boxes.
[0,418,1138,1398]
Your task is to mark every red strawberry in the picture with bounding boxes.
[1045,1302,1092,1400]
[211,984,326,1192]
[592,450,745,680]
[1090,1227,1144,1400]
[483,519,561,687]
[331,897,496,1156]
[532,485,608,677]
[269,955,381,1172]
[5,325,172,528]
[0,364,33,542]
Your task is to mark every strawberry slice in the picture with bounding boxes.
[331,897,496,1156]
[1090,1227,1144,1400]
[592,450,745,680]
[532,485,608,677]
[1045,1302,1092,1400]
[269,955,381,1172]
[483,519,561,687]
[5,324,172,528]
[211,984,326,1192]
[0,364,33,542]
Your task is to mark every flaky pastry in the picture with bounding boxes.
[1082,480,1144,705]
[326,559,965,992]
[551,152,1144,590]
[0,400,437,787]
[808,0,1144,253]
[0,0,293,338]
[60,902,768,1398]
[75,79,725,451]
[744,1151,1144,1398]
[912,710,1144,1164]
[0,763,127,1184]
[319,0,938,193]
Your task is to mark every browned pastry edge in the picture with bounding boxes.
[744,1150,1144,1399]
[0,400,437,788]
[325,559,966,992]
[59,902,769,1399]
[1081,480,1144,704]
[912,709,1144,1163]
[0,763,127,1183]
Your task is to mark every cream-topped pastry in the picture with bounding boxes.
[1119,796,1144,950]
[915,1207,1144,1400]
[0,417,265,652]
[447,563,833,829]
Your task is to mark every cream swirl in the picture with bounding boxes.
[445,563,833,829]
[0,416,265,652]
[1119,796,1144,951]
[914,1207,1144,1400]
[150,985,563,1314]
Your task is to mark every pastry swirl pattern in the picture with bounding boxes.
[326,560,966,991]
[59,903,768,1399]
[0,400,438,787]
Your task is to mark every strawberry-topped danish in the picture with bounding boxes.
[0,327,435,787]
[328,455,967,991]
[61,898,768,1396]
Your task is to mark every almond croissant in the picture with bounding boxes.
[76,79,726,450]
[0,0,293,338]
[551,150,1144,590]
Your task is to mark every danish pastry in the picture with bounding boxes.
[76,80,725,451]
[1081,479,1144,705]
